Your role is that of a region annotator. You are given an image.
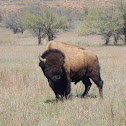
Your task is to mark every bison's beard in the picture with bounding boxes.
[49,79,71,96]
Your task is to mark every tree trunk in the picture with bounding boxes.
[38,29,42,45]
[124,27,126,45]
[38,36,42,45]
[122,12,126,45]
[104,32,111,45]
[48,31,54,41]
[114,32,119,45]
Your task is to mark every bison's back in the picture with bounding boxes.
[47,40,99,79]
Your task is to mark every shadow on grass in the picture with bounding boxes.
[45,93,97,103]
[45,99,56,103]
[45,94,73,103]
[76,93,97,99]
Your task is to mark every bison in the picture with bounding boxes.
[39,40,103,100]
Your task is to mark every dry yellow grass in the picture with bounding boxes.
[0,27,126,126]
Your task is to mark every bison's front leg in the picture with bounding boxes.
[65,81,71,99]
[55,94,59,102]
[49,80,59,101]
[52,88,60,101]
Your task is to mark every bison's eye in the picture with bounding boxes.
[54,75,61,80]
[44,65,50,72]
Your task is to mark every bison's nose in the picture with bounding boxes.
[54,75,61,80]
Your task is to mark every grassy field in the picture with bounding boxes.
[0,27,126,126]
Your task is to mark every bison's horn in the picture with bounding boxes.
[39,54,45,62]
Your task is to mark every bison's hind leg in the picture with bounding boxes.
[81,77,92,98]
[91,75,103,98]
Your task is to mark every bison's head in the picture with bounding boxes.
[39,49,66,83]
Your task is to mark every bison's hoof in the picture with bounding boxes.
[81,94,87,98]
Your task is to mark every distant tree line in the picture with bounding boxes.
[2,4,71,45]
[2,1,90,45]
[2,0,126,45]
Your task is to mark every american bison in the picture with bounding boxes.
[39,40,103,100]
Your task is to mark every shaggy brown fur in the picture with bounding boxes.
[39,40,103,99]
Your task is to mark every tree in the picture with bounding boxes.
[97,7,123,45]
[23,5,69,45]
[39,10,68,41]
[3,11,25,34]
[78,7,124,45]
[23,11,45,45]
[118,0,126,44]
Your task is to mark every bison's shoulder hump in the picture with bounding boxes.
[42,49,65,59]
